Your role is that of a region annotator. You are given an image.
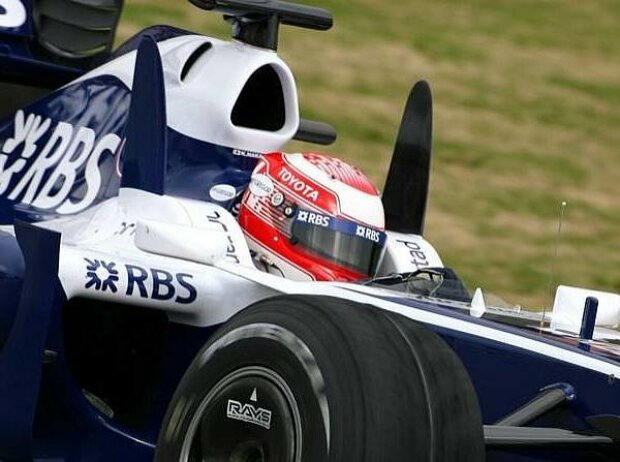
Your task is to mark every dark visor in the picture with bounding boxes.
[291,210,386,276]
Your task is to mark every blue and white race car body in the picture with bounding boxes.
[0,1,618,461]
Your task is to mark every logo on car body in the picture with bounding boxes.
[0,110,122,214]
[397,239,429,267]
[83,258,197,304]
[232,148,262,159]
[84,258,119,292]
[209,184,237,202]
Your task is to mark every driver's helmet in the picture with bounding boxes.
[238,152,387,281]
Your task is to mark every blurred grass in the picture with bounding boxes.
[117,0,620,308]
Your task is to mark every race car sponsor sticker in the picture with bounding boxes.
[297,210,330,227]
[294,209,387,244]
[227,399,272,429]
[249,173,274,197]
[84,258,119,293]
[277,167,319,202]
[206,210,242,264]
[355,224,382,243]
[83,258,197,304]
[209,184,237,202]
[397,239,430,267]
[271,191,284,206]
[0,110,123,214]
[232,148,262,159]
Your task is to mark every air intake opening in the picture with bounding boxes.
[181,42,212,81]
[231,65,285,131]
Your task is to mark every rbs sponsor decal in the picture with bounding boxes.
[126,265,197,305]
[355,224,381,243]
[297,210,330,227]
[84,258,197,304]
[0,110,122,214]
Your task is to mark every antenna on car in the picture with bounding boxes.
[188,0,333,50]
[540,200,567,330]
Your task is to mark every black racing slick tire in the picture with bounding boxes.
[155,295,485,462]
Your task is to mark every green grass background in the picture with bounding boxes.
[117,0,620,308]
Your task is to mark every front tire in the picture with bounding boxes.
[155,295,484,461]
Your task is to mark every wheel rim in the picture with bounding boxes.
[180,366,303,462]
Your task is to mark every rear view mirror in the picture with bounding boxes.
[551,285,620,333]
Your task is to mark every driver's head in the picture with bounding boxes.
[238,152,386,281]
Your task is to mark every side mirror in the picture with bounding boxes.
[551,285,620,332]
[134,220,229,266]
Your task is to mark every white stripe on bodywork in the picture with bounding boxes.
[215,261,620,379]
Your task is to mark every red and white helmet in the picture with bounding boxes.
[238,152,387,281]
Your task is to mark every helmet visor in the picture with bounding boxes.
[291,210,386,276]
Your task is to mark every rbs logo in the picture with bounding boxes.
[0,110,122,214]
[84,258,197,304]
[126,265,197,305]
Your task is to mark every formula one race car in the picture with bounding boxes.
[0,1,619,461]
